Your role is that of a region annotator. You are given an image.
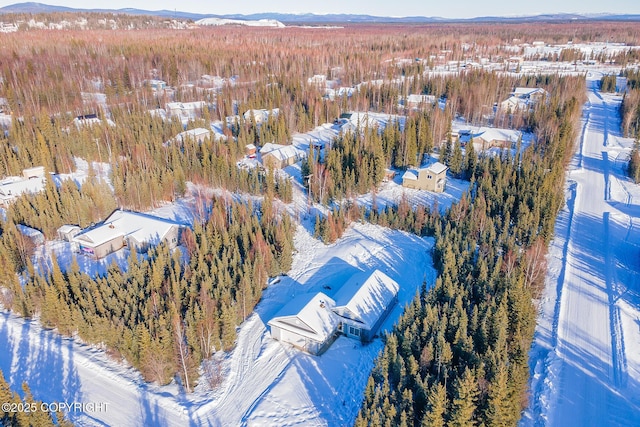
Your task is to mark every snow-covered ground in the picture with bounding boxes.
[0,221,435,426]
[523,74,640,426]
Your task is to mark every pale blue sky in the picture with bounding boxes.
[1,0,638,18]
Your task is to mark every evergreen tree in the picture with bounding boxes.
[449,368,479,427]
[627,139,640,183]
[449,140,463,177]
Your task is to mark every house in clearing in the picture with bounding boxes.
[268,292,339,356]
[332,269,400,342]
[72,210,184,259]
[165,101,206,126]
[500,87,548,113]
[243,108,279,126]
[402,161,448,193]
[168,127,212,145]
[458,127,521,150]
[22,166,46,179]
[260,142,304,169]
[73,114,115,128]
[0,170,47,207]
[404,94,437,109]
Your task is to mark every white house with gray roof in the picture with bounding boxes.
[73,210,183,259]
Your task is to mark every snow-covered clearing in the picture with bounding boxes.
[523,74,640,426]
[0,221,435,426]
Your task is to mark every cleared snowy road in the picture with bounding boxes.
[523,77,640,426]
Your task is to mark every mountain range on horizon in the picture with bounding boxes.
[0,2,639,23]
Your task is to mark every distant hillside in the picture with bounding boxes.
[0,2,639,23]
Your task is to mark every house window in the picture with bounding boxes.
[427,175,432,179]
[348,326,360,337]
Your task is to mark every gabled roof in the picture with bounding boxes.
[57,224,81,234]
[260,143,302,162]
[0,177,46,199]
[171,128,212,144]
[268,292,338,343]
[402,170,418,181]
[73,210,181,248]
[459,126,521,145]
[426,161,448,175]
[513,87,547,98]
[332,269,399,331]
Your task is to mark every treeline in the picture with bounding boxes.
[622,69,640,138]
[355,78,584,426]
[0,370,72,427]
[600,74,618,93]
[3,197,294,391]
[1,11,191,31]
[2,106,292,210]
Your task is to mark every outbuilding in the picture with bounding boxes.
[57,224,81,242]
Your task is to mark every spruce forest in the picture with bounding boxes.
[0,13,639,426]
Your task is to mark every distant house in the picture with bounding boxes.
[457,127,521,150]
[245,144,257,157]
[332,270,399,342]
[402,162,448,193]
[169,128,212,145]
[57,224,81,242]
[74,114,115,128]
[0,169,47,207]
[405,94,437,109]
[22,166,45,179]
[500,87,548,113]
[72,210,184,259]
[383,169,396,182]
[165,101,206,125]
[268,292,339,356]
[260,142,303,169]
[146,79,167,92]
[307,74,327,87]
[243,108,279,126]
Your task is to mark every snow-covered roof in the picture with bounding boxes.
[260,143,302,162]
[243,108,279,124]
[0,176,46,200]
[402,170,418,181]
[166,101,206,111]
[73,210,181,248]
[58,224,81,234]
[268,292,338,343]
[426,161,448,175]
[16,224,44,240]
[406,94,436,104]
[74,115,111,128]
[333,269,399,331]
[457,125,521,145]
[170,128,212,144]
[513,87,547,97]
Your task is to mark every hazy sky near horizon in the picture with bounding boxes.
[2,0,638,18]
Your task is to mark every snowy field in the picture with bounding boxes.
[0,221,436,426]
[522,74,640,426]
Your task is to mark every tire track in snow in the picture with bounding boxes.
[604,212,628,389]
